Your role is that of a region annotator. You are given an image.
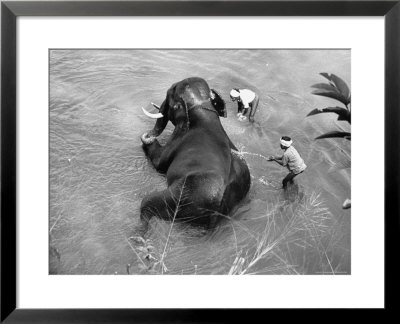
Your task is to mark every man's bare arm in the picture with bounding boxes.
[268,155,284,166]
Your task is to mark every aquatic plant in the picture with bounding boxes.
[307,73,351,140]
[228,192,344,275]
[129,177,190,274]
[129,190,348,275]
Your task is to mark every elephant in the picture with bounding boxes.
[140,77,251,229]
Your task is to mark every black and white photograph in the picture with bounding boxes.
[49,49,351,275]
[3,0,398,317]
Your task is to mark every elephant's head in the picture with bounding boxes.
[141,78,226,144]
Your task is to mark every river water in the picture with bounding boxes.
[49,49,351,275]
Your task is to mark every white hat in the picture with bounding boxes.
[280,137,293,147]
[230,89,240,98]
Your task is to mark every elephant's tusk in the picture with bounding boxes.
[142,107,164,119]
[151,102,160,110]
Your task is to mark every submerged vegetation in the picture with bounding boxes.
[127,184,349,275]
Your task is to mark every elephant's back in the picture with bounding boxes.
[166,130,232,183]
[170,170,227,223]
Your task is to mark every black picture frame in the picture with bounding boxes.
[1,0,399,322]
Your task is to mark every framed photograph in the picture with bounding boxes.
[1,0,399,321]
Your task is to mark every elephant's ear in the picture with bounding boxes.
[210,89,227,118]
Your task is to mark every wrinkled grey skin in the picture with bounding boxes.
[140,77,250,229]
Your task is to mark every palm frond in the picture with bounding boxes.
[315,131,351,140]
[311,73,351,106]
[311,89,350,107]
[320,73,351,101]
[307,106,351,123]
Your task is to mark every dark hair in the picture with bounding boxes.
[281,136,291,141]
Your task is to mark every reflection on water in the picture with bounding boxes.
[49,50,351,275]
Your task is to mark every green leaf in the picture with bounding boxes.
[307,107,351,123]
[314,73,351,106]
[311,83,338,92]
[311,90,346,104]
[315,131,351,140]
[312,89,350,106]
[330,74,350,102]
[319,72,331,80]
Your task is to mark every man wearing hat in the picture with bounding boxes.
[230,88,259,122]
[268,136,307,189]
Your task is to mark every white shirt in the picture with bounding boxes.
[238,89,256,108]
[282,146,307,174]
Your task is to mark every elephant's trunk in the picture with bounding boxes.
[141,100,169,144]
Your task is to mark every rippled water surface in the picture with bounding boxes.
[49,49,351,275]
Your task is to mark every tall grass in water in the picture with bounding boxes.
[228,192,344,275]
[130,190,349,275]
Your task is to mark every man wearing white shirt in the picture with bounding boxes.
[230,88,259,122]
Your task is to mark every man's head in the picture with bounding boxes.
[230,88,240,101]
[280,136,292,150]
